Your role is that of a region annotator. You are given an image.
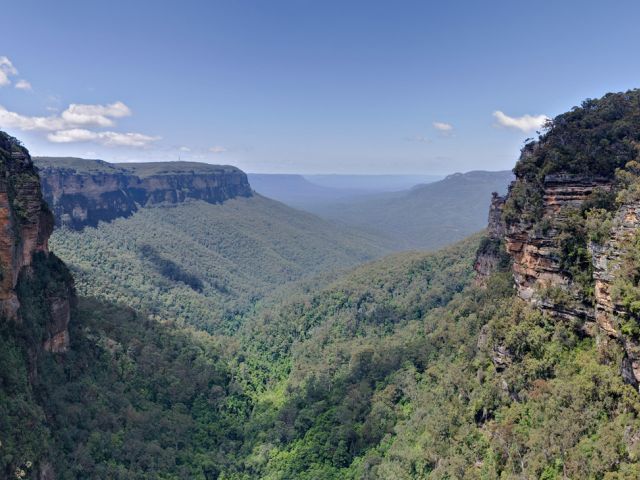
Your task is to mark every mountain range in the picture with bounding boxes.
[312,170,514,250]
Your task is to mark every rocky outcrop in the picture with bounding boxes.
[503,174,612,321]
[474,91,640,389]
[474,167,640,387]
[37,160,137,229]
[0,133,75,352]
[35,157,253,229]
[590,201,640,386]
[474,193,506,283]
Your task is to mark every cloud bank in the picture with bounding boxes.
[0,56,158,148]
[0,101,159,147]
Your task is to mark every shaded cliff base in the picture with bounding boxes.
[0,296,238,479]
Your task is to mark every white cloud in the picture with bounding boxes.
[0,102,133,131]
[47,129,99,143]
[47,129,159,147]
[493,110,549,132]
[0,101,156,148]
[179,146,191,152]
[0,56,18,86]
[0,105,67,131]
[433,121,453,132]
[209,146,227,154]
[0,60,155,149]
[14,79,32,91]
[60,101,131,127]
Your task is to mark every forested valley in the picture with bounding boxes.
[5,90,640,480]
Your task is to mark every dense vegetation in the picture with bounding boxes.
[515,89,640,181]
[6,229,640,478]
[50,196,389,333]
[7,90,640,478]
[2,295,249,479]
[219,235,640,479]
[312,170,513,251]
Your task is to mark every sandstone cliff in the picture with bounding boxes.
[472,90,640,388]
[589,200,640,387]
[35,157,253,229]
[0,133,75,352]
[504,174,612,322]
[473,192,506,283]
[474,171,640,386]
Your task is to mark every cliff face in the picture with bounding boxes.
[0,133,75,352]
[39,165,137,229]
[471,90,640,388]
[474,172,640,384]
[503,174,612,322]
[473,193,506,282]
[475,174,620,317]
[589,200,640,387]
[35,158,253,229]
[474,140,640,387]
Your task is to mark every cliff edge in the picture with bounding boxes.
[0,132,75,353]
[475,89,640,388]
[34,157,253,229]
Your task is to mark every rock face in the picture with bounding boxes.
[473,192,506,282]
[35,157,254,229]
[503,174,612,321]
[474,167,640,387]
[38,160,136,229]
[0,133,75,352]
[590,201,640,386]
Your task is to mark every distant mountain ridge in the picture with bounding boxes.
[34,157,252,229]
[313,170,514,250]
[249,173,444,210]
[304,173,443,192]
[248,173,363,209]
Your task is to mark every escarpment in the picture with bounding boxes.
[504,174,613,322]
[474,89,640,388]
[589,199,640,387]
[35,157,253,229]
[0,132,75,353]
[473,192,507,283]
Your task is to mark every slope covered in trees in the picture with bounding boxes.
[219,232,640,479]
[49,195,390,333]
[7,231,640,478]
[2,297,246,479]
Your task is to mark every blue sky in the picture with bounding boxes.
[2,0,640,174]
